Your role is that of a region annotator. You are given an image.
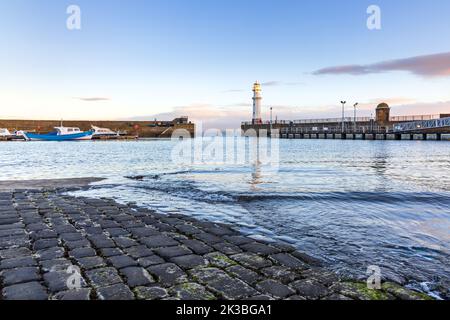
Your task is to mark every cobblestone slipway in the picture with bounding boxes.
[0,188,431,300]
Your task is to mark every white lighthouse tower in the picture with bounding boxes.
[252,81,262,124]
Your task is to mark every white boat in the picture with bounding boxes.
[23,126,94,141]
[91,125,119,137]
[0,128,12,137]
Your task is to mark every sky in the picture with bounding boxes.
[1,0,450,129]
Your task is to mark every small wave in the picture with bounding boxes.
[236,192,450,204]
[134,182,236,203]
[128,176,450,209]
[125,170,192,181]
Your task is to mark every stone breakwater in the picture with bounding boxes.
[0,188,432,300]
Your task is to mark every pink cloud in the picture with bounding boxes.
[313,52,450,77]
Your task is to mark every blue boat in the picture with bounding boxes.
[24,126,94,141]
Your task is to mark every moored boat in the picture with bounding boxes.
[0,128,12,137]
[23,127,94,141]
[91,125,119,138]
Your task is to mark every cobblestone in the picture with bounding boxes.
[240,242,280,255]
[77,256,106,270]
[170,283,216,300]
[96,283,135,300]
[52,288,92,300]
[107,255,138,269]
[85,267,123,288]
[180,239,214,255]
[170,254,208,270]
[0,256,37,270]
[226,265,260,285]
[2,281,48,300]
[231,252,273,270]
[147,263,187,286]
[190,268,258,299]
[137,255,165,268]
[153,245,192,259]
[290,279,330,299]
[0,190,432,300]
[256,279,295,298]
[70,247,97,259]
[120,267,154,287]
[261,266,299,284]
[1,267,41,286]
[134,286,168,300]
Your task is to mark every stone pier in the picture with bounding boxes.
[386,134,397,140]
[401,134,411,140]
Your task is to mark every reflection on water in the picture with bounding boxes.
[250,161,263,191]
[0,139,449,298]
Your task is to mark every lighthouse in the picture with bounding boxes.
[252,81,262,124]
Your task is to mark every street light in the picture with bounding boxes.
[341,101,346,133]
[353,103,359,132]
[270,107,273,136]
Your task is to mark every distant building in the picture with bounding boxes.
[173,117,189,125]
[376,103,390,129]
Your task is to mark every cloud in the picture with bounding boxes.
[313,52,450,77]
[389,100,450,116]
[75,97,110,102]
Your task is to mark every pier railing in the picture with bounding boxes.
[393,117,450,133]
[241,117,371,126]
[241,114,447,127]
[292,117,371,124]
[390,115,441,122]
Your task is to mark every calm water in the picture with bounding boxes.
[1,139,449,298]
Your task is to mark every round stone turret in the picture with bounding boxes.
[376,103,390,127]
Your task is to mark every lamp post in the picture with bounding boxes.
[270,107,273,137]
[353,103,359,132]
[341,101,346,133]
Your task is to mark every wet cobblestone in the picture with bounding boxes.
[0,189,433,300]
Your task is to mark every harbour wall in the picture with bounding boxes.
[0,119,195,138]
